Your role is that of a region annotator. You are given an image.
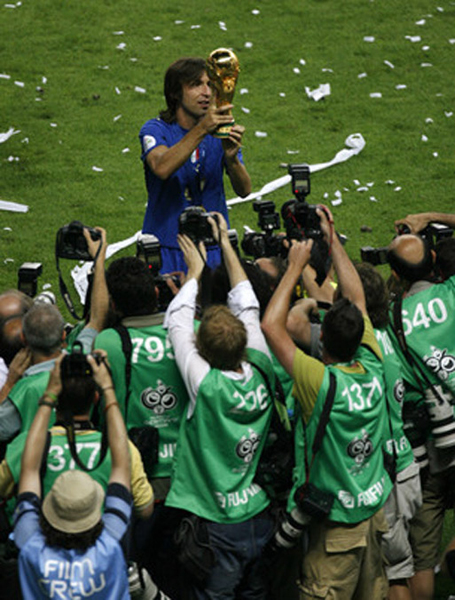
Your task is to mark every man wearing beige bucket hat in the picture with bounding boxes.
[13,352,133,599]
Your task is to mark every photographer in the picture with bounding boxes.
[387,212,455,600]
[94,255,189,596]
[13,352,132,599]
[0,345,153,520]
[164,212,275,599]
[262,208,391,598]
[0,227,108,443]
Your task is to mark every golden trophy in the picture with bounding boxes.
[206,48,240,138]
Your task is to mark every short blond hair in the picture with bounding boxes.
[196,305,247,370]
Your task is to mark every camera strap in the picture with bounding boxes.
[56,244,102,321]
[113,324,133,419]
[303,371,337,485]
[391,296,447,403]
[62,410,109,472]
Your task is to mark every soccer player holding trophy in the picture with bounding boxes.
[139,49,251,273]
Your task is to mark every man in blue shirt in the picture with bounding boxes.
[139,56,251,273]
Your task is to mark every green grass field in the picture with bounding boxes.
[1,1,455,594]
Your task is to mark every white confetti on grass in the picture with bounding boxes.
[396,84,407,90]
[421,63,433,67]
[113,31,124,35]
[134,86,146,93]
[0,74,11,79]
[255,131,267,138]
[115,87,121,95]
[293,68,301,74]
[14,81,24,87]
[244,42,253,48]
[92,166,104,172]
[421,134,428,142]
[191,24,201,29]
[370,92,382,98]
[252,9,260,15]
[113,114,122,122]
[405,35,422,42]
[364,36,375,42]
[116,43,126,50]
[358,72,368,79]
[153,36,162,41]
[416,19,426,25]
[240,88,249,95]
[241,107,250,114]
[384,60,395,69]
[445,111,453,117]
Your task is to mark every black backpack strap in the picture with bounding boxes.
[303,371,337,483]
[113,324,133,418]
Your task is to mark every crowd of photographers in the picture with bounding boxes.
[0,205,455,600]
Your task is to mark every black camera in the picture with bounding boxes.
[294,481,335,519]
[360,246,389,266]
[56,221,101,261]
[17,262,43,297]
[61,342,93,380]
[135,234,181,311]
[241,200,287,260]
[178,206,219,246]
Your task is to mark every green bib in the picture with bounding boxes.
[95,324,189,478]
[166,349,273,523]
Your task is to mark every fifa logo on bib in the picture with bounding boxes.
[236,429,260,463]
[424,346,455,381]
[141,380,177,414]
[347,429,373,468]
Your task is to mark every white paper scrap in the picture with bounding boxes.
[384,60,395,69]
[240,88,249,95]
[394,187,402,191]
[357,186,369,192]
[14,81,24,87]
[445,111,453,117]
[0,74,11,79]
[241,107,250,114]
[370,196,378,202]
[122,148,130,154]
[113,114,122,122]
[153,36,162,41]
[252,9,260,14]
[364,36,375,42]
[227,133,366,206]
[421,134,428,142]
[50,123,57,128]
[255,131,268,138]
[358,72,368,79]
[293,68,301,74]
[190,25,201,29]
[322,68,334,73]
[421,63,433,67]
[115,87,121,95]
[174,20,184,25]
[134,86,146,93]
[92,166,104,172]
[433,152,439,157]
[116,43,126,50]
[8,156,19,162]
[305,83,331,101]
[245,42,253,48]
[279,92,286,97]
[0,200,28,213]
[332,199,342,206]
[42,76,47,84]
[3,227,12,232]
[405,35,421,42]
[396,84,407,90]
[299,59,306,66]
[0,127,20,144]
[71,231,142,303]
[370,92,382,98]
[425,118,434,123]
[113,31,124,35]
[422,45,430,51]
[416,19,426,25]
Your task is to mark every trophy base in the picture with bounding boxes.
[213,120,235,139]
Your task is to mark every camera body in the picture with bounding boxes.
[241,199,286,260]
[61,342,93,380]
[294,481,335,519]
[360,246,389,266]
[178,206,219,246]
[56,221,101,261]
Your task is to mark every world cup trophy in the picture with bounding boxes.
[206,48,240,138]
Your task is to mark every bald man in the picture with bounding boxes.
[387,212,455,600]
